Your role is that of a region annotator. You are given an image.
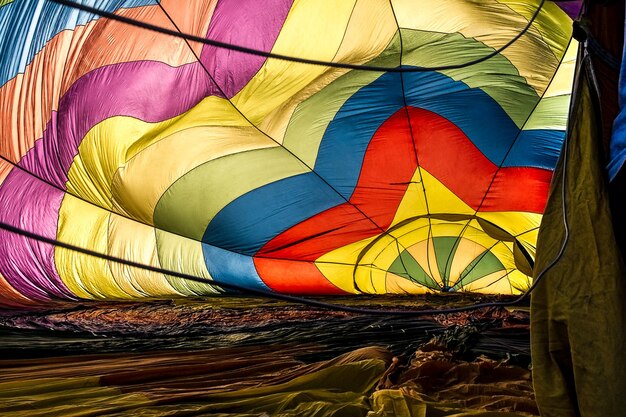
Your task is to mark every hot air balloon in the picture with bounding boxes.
[0,0,577,307]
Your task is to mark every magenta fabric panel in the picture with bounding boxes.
[0,169,74,300]
[0,1,295,300]
[557,1,582,19]
[18,61,219,188]
[199,0,294,97]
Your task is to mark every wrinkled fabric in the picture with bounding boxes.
[0,346,392,417]
[531,48,626,416]
[370,349,537,417]
[0,344,539,417]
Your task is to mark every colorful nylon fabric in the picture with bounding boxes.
[0,0,577,306]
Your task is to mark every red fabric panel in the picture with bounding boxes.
[253,258,347,294]
[255,107,552,291]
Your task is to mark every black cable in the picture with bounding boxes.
[0,217,554,315]
[48,0,545,73]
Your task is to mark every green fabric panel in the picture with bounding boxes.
[283,34,401,167]
[524,95,571,130]
[154,146,307,240]
[454,250,504,289]
[530,52,626,417]
[0,0,14,7]
[284,29,538,169]
[388,250,439,290]
[155,228,219,296]
[400,30,540,128]
[433,237,461,287]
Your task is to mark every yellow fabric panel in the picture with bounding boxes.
[332,0,398,66]
[461,225,516,265]
[453,222,495,249]
[0,0,212,168]
[258,68,348,145]
[55,195,129,299]
[66,96,257,221]
[354,233,407,294]
[385,272,429,294]
[258,0,397,143]
[492,240,517,269]
[316,236,377,293]
[354,236,400,294]
[523,41,576,129]
[351,222,434,289]
[155,229,221,295]
[497,0,573,57]
[407,238,443,287]
[448,237,490,286]
[421,169,475,218]
[124,96,252,160]
[507,268,532,292]
[314,262,360,294]
[113,125,273,225]
[542,39,578,99]
[516,227,539,258]
[106,214,182,298]
[478,211,541,242]
[367,264,390,294]
[390,174,431,228]
[391,168,476,236]
[391,0,563,94]
[57,197,209,300]
[460,267,530,293]
[458,270,511,293]
[231,0,358,125]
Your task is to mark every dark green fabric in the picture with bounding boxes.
[531,50,626,416]
[390,250,435,288]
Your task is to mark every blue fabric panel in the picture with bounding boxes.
[609,18,626,180]
[507,129,565,169]
[203,69,564,255]
[203,173,344,255]
[201,243,270,291]
[315,71,561,200]
[314,71,405,199]
[0,0,154,87]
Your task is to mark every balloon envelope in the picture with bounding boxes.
[0,0,577,305]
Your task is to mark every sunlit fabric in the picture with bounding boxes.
[0,0,577,305]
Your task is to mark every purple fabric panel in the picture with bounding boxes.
[0,2,294,303]
[0,169,74,300]
[557,1,582,19]
[19,61,220,187]
[17,0,294,187]
[200,0,294,97]
[18,115,67,186]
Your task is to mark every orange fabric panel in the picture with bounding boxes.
[0,0,216,163]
